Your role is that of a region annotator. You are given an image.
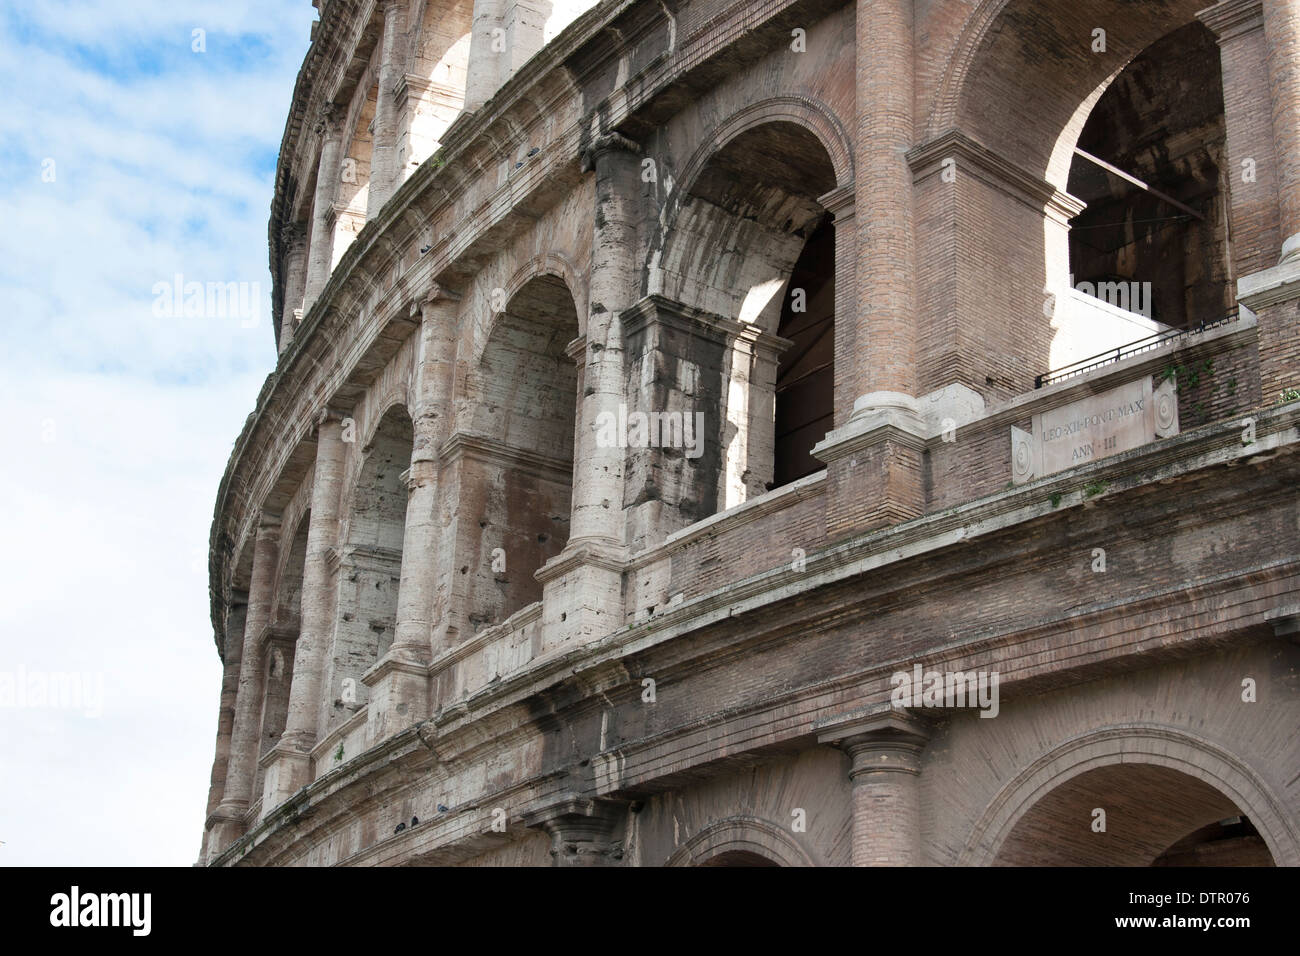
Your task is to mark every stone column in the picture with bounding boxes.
[365,288,460,743]
[536,134,636,646]
[206,515,280,856]
[262,410,348,812]
[367,0,409,220]
[198,594,246,863]
[523,797,627,867]
[813,0,925,536]
[819,711,931,866]
[572,134,638,547]
[279,224,309,355]
[465,0,504,111]
[503,0,548,78]
[303,106,346,313]
[1264,0,1300,262]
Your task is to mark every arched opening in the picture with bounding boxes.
[332,81,377,270]
[1066,22,1231,333]
[254,512,309,800]
[945,0,1219,392]
[326,406,412,732]
[402,0,474,175]
[773,214,835,488]
[464,274,578,628]
[658,120,838,515]
[993,763,1276,866]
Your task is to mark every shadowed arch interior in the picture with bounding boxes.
[657,120,838,514]
[325,406,413,733]
[927,0,1228,396]
[1066,22,1230,331]
[465,274,579,627]
[993,763,1276,866]
[253,511,310,799]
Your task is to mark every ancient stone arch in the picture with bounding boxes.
[943,0,1212,188]
[961,725,1300,866]
[665,815,817,867]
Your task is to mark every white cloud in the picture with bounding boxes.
[0,1,318,866]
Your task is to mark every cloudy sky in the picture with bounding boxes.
[0,1,318,866]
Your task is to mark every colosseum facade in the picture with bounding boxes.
[198,0,1300,866]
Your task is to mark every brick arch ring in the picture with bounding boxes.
[653,95,855,295]
[663,814,818,867]
[958,724,1300,866]
[925,0,1013,138]
[672,94,854,202]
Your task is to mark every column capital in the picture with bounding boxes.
[316,405,350,427]
[401,458,438,490]
[581,132,642,172]
[522,797,628,866]
[280,220,309,247]
[415,283,462,317]
[818,183,855,221]
[817,709,932,776]
[315,102,346,137]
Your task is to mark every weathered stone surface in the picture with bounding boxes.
[200,0,1300,867]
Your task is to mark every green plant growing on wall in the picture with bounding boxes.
[334,742,344,763]
[1083,480,1109,498]
[1049,492,1063,508]
[1278,387,1300,405]
[1160,357,1220,424]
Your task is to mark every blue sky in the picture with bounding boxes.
[0,1,318,866]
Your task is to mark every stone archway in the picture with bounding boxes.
[962,726,1298,866]
[463,272,580,625]
[665,815,816,867]
[324,405,413,733]
[654,118,840,512]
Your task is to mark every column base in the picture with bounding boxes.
[536,539,626,652]
[1238,257,1300,402]
[259,740,314,817]
[362,648,430,746]
[1280,231,1300,265]
[205,801,250,861]
[812,392,927,536]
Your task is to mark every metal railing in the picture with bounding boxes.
[1034,312,1239,389]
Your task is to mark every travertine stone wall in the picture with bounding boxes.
[201,0,1300,865]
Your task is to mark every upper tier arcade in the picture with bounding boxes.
[200,0,1300,867]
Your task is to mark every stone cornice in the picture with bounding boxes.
[439,401,1300,737]
[1237,258,1300,311]
[221,541,1298,865]
[908,128,1086,225]
[1196,0,1264,40]
[438,432,574,484]
[620,293,791,353]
